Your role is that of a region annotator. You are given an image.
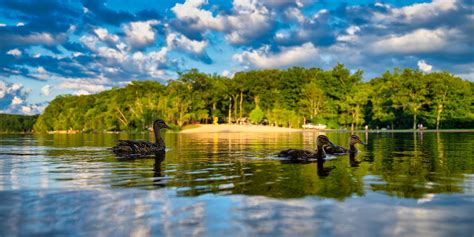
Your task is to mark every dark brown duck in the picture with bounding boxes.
[277,135,335,160]
[112,119,169,155]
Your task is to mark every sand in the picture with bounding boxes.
[180,124,302,133]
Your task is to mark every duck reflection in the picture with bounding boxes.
[153,151,166,188]
[316,159,335,177]
[349,153,361,167]
[280,158,335,177]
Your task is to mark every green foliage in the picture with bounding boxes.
[0,114,38,133]
[249,105,264,124]
[33,66,474,132]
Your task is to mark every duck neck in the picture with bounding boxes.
[154,127,165,149]
[349,144,357,153]
[316,144,326,159]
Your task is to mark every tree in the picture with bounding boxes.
[299,82,325,121]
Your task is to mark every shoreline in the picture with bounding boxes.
[179,124,474,134]
[3,126,472,135]
[179,124,302,133]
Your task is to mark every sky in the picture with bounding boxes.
[0,0,473,115]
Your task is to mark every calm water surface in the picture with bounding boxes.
[0,131,473,236]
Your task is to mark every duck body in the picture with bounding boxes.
[324,135,365,155]
[113,140,164,154]
[277,135,334,161]
[112,119,169,156]
[277,149,316,160]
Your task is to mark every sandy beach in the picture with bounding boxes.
[180,124,302,133]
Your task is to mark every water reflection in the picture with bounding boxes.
[0,132,473,236]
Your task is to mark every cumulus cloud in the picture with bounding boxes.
[234,42,319,69]
[6,48,22,57]
[11,96,23,105]
[0,81,41,114]
[374,0,457,24]
[94,28,119,43]
[172,0,274,45]
[166,32,207,55]
[41,85,52,96]
[166,32,212,62]
[371,28,453,54]
[123,20,160,49]
[417,60,433,73]
[57,77,109,95]
[172,0,225,32]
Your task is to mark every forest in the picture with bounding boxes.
[0,114,38,133]
[29,64,474,132]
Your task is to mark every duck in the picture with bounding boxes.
[112,119,169,156]
[277,135,335,161]
[324,135,366,155]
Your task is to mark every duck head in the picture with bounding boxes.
[153,119,169,131]
[350,135,366,146]
[317,135,334,147]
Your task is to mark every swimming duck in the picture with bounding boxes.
[112,119,169,156]
[277,135,335,161]
[324,135,366,155]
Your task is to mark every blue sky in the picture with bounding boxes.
[0,0,473,114]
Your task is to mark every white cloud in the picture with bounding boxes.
[16,22,25,27]
[372,28,452,54]
[0,81,42,115]
[7,48,22,57]
[284,7,305,24]
[0,81,6,98]
[94,28,119,43]
[80,35,99,51]
[337,25,361,42]
[166,32,208,55]
[97,47,127,64]
[172,0,273,44]
[377,0,457,24]
[123,20,159,48]
[224,0,273,44]
[0,23,6,27]
[172,0,225,31]
[417,60,433,73]
[11,96,23,105]
[19,104,46,115]
[41,85,52,96]
[37,67,46,74]
[79,29,171,79]
[128,48,169,77]
[234,42,319,68]
[73,89,91,95]
[221,70,235,78]
[58,81,107,94]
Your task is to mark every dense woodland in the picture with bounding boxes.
[0,114,38,133]
[27,65,474,132]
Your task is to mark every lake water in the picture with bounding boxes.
[0,131,473,236]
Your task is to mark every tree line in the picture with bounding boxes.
[31,65,473,132]
[0,114,38,133]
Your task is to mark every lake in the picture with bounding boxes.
[0,131,473,236]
